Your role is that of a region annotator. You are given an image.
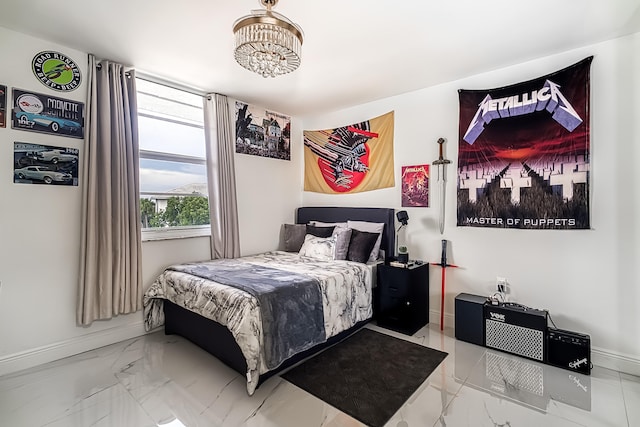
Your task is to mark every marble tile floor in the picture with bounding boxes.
[0,323,638,427]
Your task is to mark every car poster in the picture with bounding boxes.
[14,142,79,186]
[0,85,6,128]
[11,88,84,138]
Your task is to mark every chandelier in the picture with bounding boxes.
[233,0,304,78]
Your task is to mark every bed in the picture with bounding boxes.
[143,206,396,395]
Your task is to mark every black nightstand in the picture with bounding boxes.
[376,262,429,335]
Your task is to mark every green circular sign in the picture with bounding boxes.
[32,51,81,92]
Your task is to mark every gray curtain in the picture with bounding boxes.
[204,94,240,259]
[77,55,143,326]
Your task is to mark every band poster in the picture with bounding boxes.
[235,101,291,161]
[303,111,395,194]
[457,57,592,230]
[402,164,429,207]
[12,88,85,138]
[0,85,6,128]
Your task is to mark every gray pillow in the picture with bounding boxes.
[283,224,307,252]
[333,227,353,260]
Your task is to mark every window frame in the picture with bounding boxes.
[135,75,211,242]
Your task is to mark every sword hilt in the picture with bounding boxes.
[433,137,451,165]
[441,239,448,267]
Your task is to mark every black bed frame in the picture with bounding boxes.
[163,206,396,388]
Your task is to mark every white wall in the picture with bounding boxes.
[0,26,302,375]
[302,33,640,374]
[232,99,303,256]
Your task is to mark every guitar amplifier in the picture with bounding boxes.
[546,328,591,375]
[455,293,486,346]
[484,303,548,362]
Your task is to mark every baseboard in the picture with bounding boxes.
[0,321,148,377]
[436,307,640,377]
[591,346,640,377]
[430,309,455,330]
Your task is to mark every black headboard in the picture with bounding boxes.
[296,206,396,262]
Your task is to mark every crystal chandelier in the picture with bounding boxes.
[233,0,304,78]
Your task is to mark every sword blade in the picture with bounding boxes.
[440,265,446,330]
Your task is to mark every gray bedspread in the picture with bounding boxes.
[169,259,324,370]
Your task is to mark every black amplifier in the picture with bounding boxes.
[484,303,548,362]
[546,328,591,375]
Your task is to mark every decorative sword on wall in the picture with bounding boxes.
[432,137,451,234]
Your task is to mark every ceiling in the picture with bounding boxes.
[2,0,640,116]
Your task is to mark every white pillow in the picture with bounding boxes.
[347,220,384,262]
[298,234,336,261]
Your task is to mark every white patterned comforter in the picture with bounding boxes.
[143,251,373,395]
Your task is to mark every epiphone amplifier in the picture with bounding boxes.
[546,328,591,375]
[484,303,548,362]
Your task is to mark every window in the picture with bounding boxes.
[136,78,210,240]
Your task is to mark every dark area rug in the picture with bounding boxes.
[281,327,448,427]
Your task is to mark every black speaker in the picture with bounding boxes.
[546,328,591,375]
[455,293,486,346]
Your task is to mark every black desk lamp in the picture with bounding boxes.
[396,210,409,263]
[397,210,409,227]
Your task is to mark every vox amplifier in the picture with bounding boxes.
[546,328,591,375]
[484,303,548,362]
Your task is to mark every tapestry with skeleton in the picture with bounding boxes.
[303,111,395,194]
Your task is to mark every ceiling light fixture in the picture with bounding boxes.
[233,0,304,78]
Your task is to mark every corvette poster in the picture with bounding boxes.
[303,111,395,194]
[11,88,84,138]
[457,57,592,230]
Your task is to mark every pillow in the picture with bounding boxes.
[309,221,348,229]
[282,224,307,252]
[298,234,336,261]
[347,220,384,262]
[332,227,353,260]
[346,229,380,263]
[306,224,335,238]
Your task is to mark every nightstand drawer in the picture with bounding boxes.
[378,281,410,297]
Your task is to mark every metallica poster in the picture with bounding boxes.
[304,111,395,194]
[402,164,429,207]
[12,89,84,138]
[457,57,592,230]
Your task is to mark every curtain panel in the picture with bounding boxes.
[204,94,240,259]
[77,55,142,326]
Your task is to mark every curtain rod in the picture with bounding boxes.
[94,63,216,97]
[94,63,131,76]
